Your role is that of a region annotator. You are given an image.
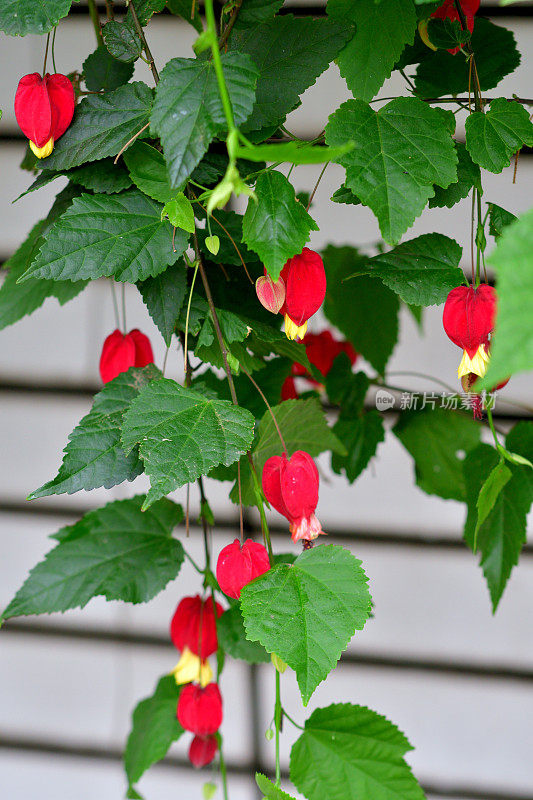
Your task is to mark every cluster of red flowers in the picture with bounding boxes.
[281,329,357,400]
[419,0,480,55]
[256,247,327,340]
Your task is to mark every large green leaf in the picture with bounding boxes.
[394,407,481,502]
[322,245,399,375]
[478,207,533,388]
[290,704,425,800]
[2,496,184,619]
[20,190,187,284]
[240,545,372,704]
[137,263,188,346]
[217,604,270,664]
[415,19,520,97]
[230,15,351,130]
[325,97,457,243]
[242,171,319,280]
[327,0,416,102]
[29,366,161,499]
[122,378,255,508]
[351,233,463,306]
[463,425,533,611]
[429,142,481,209]
[83,46,134,92]
[0,0,72,35]
[123,141,181,203]
[151,54,258,187]
[125,675,183,789]
[41,82,153,171]
[465,98,533,174]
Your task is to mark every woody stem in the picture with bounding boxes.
[128,0,160,84]
[87,0,104,46]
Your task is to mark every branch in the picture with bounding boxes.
[128,0,160,85]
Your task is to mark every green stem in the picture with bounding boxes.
[204,0,236,132]
[128,0,159,84]
[282,708,304,730]
[475,188,483,285]
[486,404,501,450]
[274,670,282,786]
[183,549,204,574]
[217,733,230,800]
[87,0,104,46]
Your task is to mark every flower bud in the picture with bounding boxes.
[99,328,154,384]
[216,538,270,599]
[177,683,223,736]
[262,451,325,544]
[14,73,75,158]
[189,735,218,768]
[170,595,223,660]
[256,275,286,315]
[280,248,326,340]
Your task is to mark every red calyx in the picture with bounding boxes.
[431,0,480,53]
[14,73,75,152]
[216,538,270,599]
[188,734,218,768]
[177,683,223,736]
[262,451,324,543]
[170,595,224,660]
[99,329,154,384]
[281,330,357,399]
[281,248,327,328]
[442,285,496,358]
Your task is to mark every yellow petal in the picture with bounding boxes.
[284,315,307,341]
[170,647,213,687]
[29,137,54,159]
[458,344,490,379]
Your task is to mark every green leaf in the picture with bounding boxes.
[197,209,254,266]
[322,245,399,375]
[487,203,517,240]
[41,82,153,171]
[475,461,512,538]
[255,774,298,800]
[230,15,351,130]
[240,545,372,704]
[217,605,270,664]
[2,496,184,619]
[235,0,284,29]
[327,0,416,102]
[236,397,345,505]
[68,160,134,194]
[29,366,161,499]
[325,97,457,243]
[426,17,471,50]
[151,54,258,187]
[242,171,319,281]
[138,263,187,346]
[393,407,481,502]
[235,140,354,165]
[103,19,142,62]
[429,142,481,209]
[125,675,183,788]
[123,141,181,204]
[351,233,463,306]
[290,703,425,800]
[121,378,255,508]
[129,0,166,24]
[478,207,533,388]
[83,46,134,92]
[161,194,195,233]
[465,98,533,174]
[0,0,72,35]
[166,0,203,31]
[415,19,521,97]
[331,184,361,206]
[20,190,187,284]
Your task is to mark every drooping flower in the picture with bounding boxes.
[169,595,223,688]
[14,73,75,158]
[99,329,154,384]
[262,451,325,544]
[177,683,223,736]
[188,734,218,768]
[419,0,480,54]
[281,329,357,399]
[442,284,496,380]
[280,248,326,340]
[216,538,270,599]
[256,274,286,315]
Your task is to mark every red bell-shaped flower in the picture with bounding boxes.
[188,734,218,768]
[177,683,223,736]
[281,330,357,399]
[216,538,270,599]
[262,451,324,544]
[280,248,326,340]
[443,284,496,379]
[14,73,75,158]
[170,595,223,660]
[256,274,286,315]
[99,328,154,384]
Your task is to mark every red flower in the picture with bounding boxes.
[177,683,223,736]
[188,734,218,768]
[281,330,357,399]
[99,329,154,384]
[430,0,480,54]
[170,595,223,660]
[443,284,496,380]
[256,274,286,315]
[262,451,324,544]
[280,248,326,340]
[216,538,270,599]
[14,73,75,158]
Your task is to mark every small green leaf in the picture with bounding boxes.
[137,262,187,346]
[2,496,184,619]
[290,703,425,800]
[83,46,134,92]
[202,783,218,800]
[125,675,183,787]
[123,141,182,203]
[103,19,143,62]
[161,194,195,233]
[487,203,517,240]
[241,545,372,704]
[167,0,203,30]
[465,98,533,174]
[426,17,471,49]
[217,605,270,664]
[475,460,512,540]
[255,773,298,800]
[242,171,319,280]
[121,378,255,508]
[429,142,481,209]
[205,235,220,255]
[0,0,72,35]
[235,140,354,164]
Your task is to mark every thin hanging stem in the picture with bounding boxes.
[486,405,501,450]
[105,0,115,20]
[121,283,127,331]
[217,733,230,800]
[306,162,329,212]
[128,0,159,84]
[42,33,51,76]
[87,0,104,47]
[110,280,121,330]
[51,27,58,73]
[219,0,243,49]
[183,259,200,378]
[113,122,150,164]
[162,344,171,376]
[204,0,235,132]
[241,366,288,453]
[282,708,304,730]
[274,670,282,786]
